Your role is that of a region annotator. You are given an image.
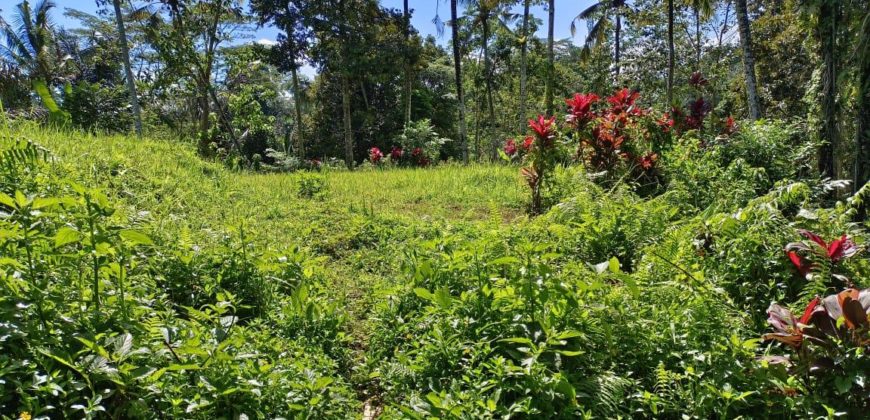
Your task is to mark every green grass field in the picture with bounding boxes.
[6,122,869,418]
[8,123,530,414]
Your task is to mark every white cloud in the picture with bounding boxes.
[256,38,278,47]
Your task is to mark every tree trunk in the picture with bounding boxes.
[341,72,354,168]
[818,0,838,179]
[197,92,210,154]
[544,0,555,115]
[735,0,761,120]
[695,6,701,67]
[482,15,497,160]
[518,0,530,132]
[403,0,412,124]
[667,0,674,106]
[290,62,304,158]
[615,12,621,80]
[855,14,870,207]
[451,0,468,164]
[112,0,142,138]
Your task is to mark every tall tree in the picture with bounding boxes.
[518,0,531,131]
[251,0,310,158]
[307,0,381,168]
[667,0,674,105]
[572,0,627,80]
[147,0,246,153]
[735,0,761,120]
[684,0,714,67]
[816,0,839,178]
[450,0,469,163]
[544,0,555,115]
[0,0,63,84]
[461,0,505,158]
[403,0,412,124]
[107,0,143,138]
[855,11,870,202]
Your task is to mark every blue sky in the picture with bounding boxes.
[3,0,594,76]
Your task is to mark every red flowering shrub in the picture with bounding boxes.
[369,147,383,165]
[561,89,664,191]
[520,115,560,214]
[566,93,599,129]
[722,116,738,136]
[521,135,534,152]
[390,146,404,161]
[411,147,430,167]
[503,138,518,158]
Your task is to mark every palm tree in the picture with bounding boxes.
[544,0,555,115]
[461,0,505,158]
[449,0,469,163]
[0,0,61,83]
[518,0,531,131]
[110,0,143,138]
[683,0,714,67]
[571,0,628,79]
[403,0,412,124]
[735,0,761,121]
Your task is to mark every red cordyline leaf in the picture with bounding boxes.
[503,138,517,156]
[607,88,640,115]
[828,235,858,262]
[763,297,821,348]
[799,230,826,248]
[390,146,403,160]
[638,152,658,171]
[529,115,556,140]
[566,93,599,127]
[521,136,534,152]
[787,251,813,277]
[689,71,708,88]
[799,297,820,326]
[369,147,383,163]
[798,230,858,263]
[656,113,674,133]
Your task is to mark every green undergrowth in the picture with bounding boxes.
[3,120,870,418]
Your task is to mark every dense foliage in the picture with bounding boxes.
[2,0,870,418]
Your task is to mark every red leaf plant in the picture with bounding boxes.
[411,147,430,167]
[503,138,518,157]
[521,135,534,152]
[528,115,557,148]
[689,71,708,89]
[565,93,599,129]
[520,115,560,214]
[369,147,383,164]
[685,97,710,130]
[390,146,404,161]
[764,288,870,350]
[606,88,643,117]
[785,230,859,276]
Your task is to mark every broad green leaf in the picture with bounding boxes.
[433,287,453,309]
[120,229,154,246]
[608,256,621,274]
[413,287,434,301]
[0,192,14,208]
[55,227,81,248]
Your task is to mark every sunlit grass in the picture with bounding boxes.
[19,124,526,236]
